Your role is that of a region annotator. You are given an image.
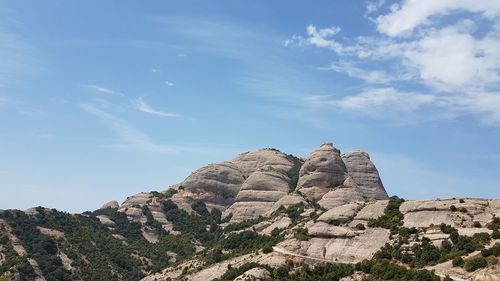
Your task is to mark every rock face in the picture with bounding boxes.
[164,142,389,222]
[296,142,348,200]
[341,151,388,200]
[401,198,500,228]
[296,143,388,209]
[103,143,389,227]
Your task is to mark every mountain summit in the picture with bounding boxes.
[0,143,499,281]
[165,142,387,223]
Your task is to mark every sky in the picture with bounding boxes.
[1,0,499,213]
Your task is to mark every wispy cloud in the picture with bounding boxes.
[0,96,13,105]
[0,20,42,87]
[164,81,174,86]
[135,97,181,118]
[81,84,123,96]
[81,104,179,153]
[151,68,160,73]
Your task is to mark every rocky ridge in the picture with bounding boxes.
[1,142,499,281]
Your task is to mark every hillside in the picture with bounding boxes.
[0,143,499,281]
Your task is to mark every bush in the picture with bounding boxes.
[492,229,500,239]
[464,256,487,272]
[452,256,464,267]
[459,199,465,203]
[368,196,405,231]
[191,200,210,217]
[356,223,366,230]
[262,245,273,254]
[450,205,457,212]
[459,207,468,213]
[481,243,500,257]
[294,227,310,241]
[473,221,482,228]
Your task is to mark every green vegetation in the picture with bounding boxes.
[273,203,305,223]
[215,262,354,281]
[286,154,304,192]
[204,231,282,264]
[0,234,35,281]
[356,259,440,281]
[191,200,210,217]
[373,222,491,270]
[368,196,405,232]
[294,227,310,241]
[0,203,200,281]
[223,216,266,233]
[464,256,487,272]
[452,256,464,267]
[487,217,500,230]
[355,223,366,230]
[162,199,222,245]
[481,243,500,258]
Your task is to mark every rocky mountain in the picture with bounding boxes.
[0,143,499,281]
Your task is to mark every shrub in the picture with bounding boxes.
[473,221,482,228]
[191,200,210,217]
[481,243,500,257]
[452,256,464,267]
[459,207,468,213]
[262,245,273,254]
[328,219,341,226]
[459,199,465,203]
[368,196,405,230]
[464,256,487,272]
[492,229,500,239]
[294,227,310,241]
[356,223,366,230]
[450,205,457,212]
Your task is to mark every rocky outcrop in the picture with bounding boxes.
[173,162,245,209]
[341,151,388,200]
[100,200,119,209]
[296,142,348,200]
[401,198,500,228]
[234,267,271,281]
[295,143,388,209]
[173,149,297,220]
[277,227,391,263]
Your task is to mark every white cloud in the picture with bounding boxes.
[306,88,439,117]
[81,104,179,153]
[287,1,500,125]
[164,81,174,86]
[375,0,500,37]
[366,0,386,14]
[151,68,160,73]
[136,97,181,118]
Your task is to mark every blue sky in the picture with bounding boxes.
[1,0,499,213]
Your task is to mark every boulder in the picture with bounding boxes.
[318,203,361,224]
[100,200,119,209]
